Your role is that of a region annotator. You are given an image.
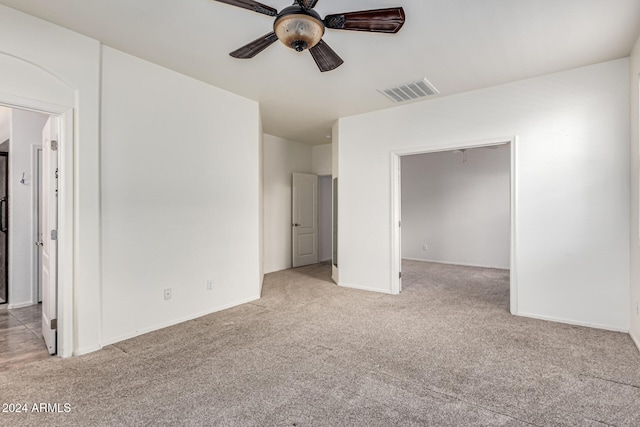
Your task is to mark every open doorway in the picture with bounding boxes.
[402,146,510,268]
[0,49,76,359]
[0,105,60,363]
[391,138,517,312]
[318,175,332,264]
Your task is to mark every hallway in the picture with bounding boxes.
[0,304,50,371]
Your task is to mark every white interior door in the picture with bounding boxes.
[35,148,43,303]
[292,172,318,268]
[41,117,58,355]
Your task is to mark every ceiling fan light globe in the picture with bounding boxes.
[274,12,324,51]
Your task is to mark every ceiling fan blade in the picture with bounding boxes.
[297,0,319,9]
[211,0,277,17]
[324,7,405,33]
[309,39,344,72]
[230,32,278,58]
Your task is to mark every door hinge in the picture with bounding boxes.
[51,140,58,151]
[399,221,401,227]
[50,319,57,330]
[399,272,402,279]
[51,229,57,240]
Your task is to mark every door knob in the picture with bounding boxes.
[293,223,300,227]
[35,241,43,246]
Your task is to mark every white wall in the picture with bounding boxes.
[259,128,264,292]
[100,47,262,344]
[629,35,640,350]
[0,5,101,355]
[312,143,332,176]
[263,134,312,273]
[338,59,630,331]
[7,109,49,307]
[401,146,510,269]
[0,5,264,354]
[331,123,339,283]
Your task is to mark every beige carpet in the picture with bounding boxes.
[0,260,639,426]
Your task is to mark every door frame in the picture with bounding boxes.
[0,152,8,305]
[390,136,518,314]
[1,97,74,358]
[317,174,333,264]
[32,144,42,303]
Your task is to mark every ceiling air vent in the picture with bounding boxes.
[379,78,439,103]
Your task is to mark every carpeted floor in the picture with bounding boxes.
[0,260,639,426]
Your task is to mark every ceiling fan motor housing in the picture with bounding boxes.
[274,5,325,52]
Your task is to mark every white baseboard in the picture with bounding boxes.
[631,330,640,353]
[339,282,392,295]
[264,266,290,275]
[101,294,261,348]
[8,301,37,309]
[73,344,103,357]
[515,311,628,333]
[402,257,509,270]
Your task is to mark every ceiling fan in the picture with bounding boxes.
[212,0,406,72]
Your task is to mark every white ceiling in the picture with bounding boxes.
[1,0,639,145]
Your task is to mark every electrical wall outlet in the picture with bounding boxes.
[164,288,172,300]
[422,244,428,251]
[207,280,213,291]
